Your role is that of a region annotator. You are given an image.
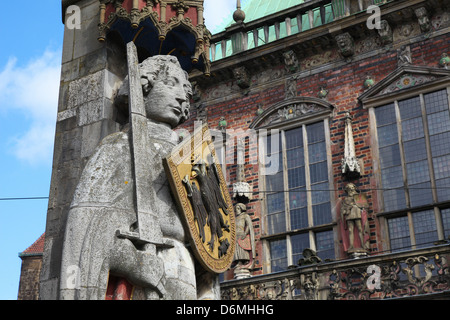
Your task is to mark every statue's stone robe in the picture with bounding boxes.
[60,121,218,300]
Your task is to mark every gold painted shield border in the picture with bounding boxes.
[163,124,236,274]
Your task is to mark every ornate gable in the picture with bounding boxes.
[250,97,334,129]
[359,65,450,108]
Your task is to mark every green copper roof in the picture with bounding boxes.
[239,0,305,22]
[210,0,334,61]
[212,0,306,33]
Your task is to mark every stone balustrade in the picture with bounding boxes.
[221,244,450,300]
[209,0,391,62]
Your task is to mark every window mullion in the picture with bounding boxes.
[394,100,410,207]
[420,93,438,204]
[281,130,290,233]
[286,234,293,266]
[303,125,313,228]
[407,211,416,249]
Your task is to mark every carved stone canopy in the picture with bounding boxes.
[341,112,361,180]
[96,0,211,75]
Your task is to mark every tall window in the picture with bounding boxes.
[263,120,335,272]
[374,88,450,251]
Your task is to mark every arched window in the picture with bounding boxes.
[251,97,335,272]
[360,65,450,252]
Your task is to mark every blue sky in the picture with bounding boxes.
[0,0,237,300]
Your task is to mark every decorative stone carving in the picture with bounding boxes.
[377,20,393,45]
[232,203,256,279]
[415,7,431,33]
[379,73,437,95]
[397,45,412,67]
[221,279,292,300]
[335,32,355,58]
[341,113,361,179]
[302,50,338,70]
[340,183,370,257]
[278,103,321,122]
[298,248,322,266]
[298,272,319,300]
[233,66,251,89]
[283,50,300,73]
[328,253,450,300]
[393,22,421,42]
[432,11,450,30]
[285,76,297,99]
[250,98,333,129]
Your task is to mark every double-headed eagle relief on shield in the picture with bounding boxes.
[163,125,236,274]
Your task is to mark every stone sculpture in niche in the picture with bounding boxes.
[59,44,219,300]
[340,183,370,258]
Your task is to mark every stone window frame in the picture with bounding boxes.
[361,66,450,253]
[250,97,337,273]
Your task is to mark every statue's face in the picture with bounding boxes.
[143,61,192,128]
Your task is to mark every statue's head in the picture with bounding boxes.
[235,203,246,215]
[344,183,357,196]
[117,55,192,128]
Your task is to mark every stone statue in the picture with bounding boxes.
[59,50,219,300]
[232,203,255,279]
[340,183,370,256]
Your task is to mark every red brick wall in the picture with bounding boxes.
[182,32,450,278]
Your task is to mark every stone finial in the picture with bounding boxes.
[233,0,246,24]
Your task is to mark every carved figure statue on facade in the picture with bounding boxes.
[232,203,256,279]
[340,183,370,258]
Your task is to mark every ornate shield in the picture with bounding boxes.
[163,124,236,274]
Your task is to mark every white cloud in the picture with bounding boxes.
[0,49,61,166]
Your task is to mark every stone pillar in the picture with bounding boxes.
[39,0,123,299]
